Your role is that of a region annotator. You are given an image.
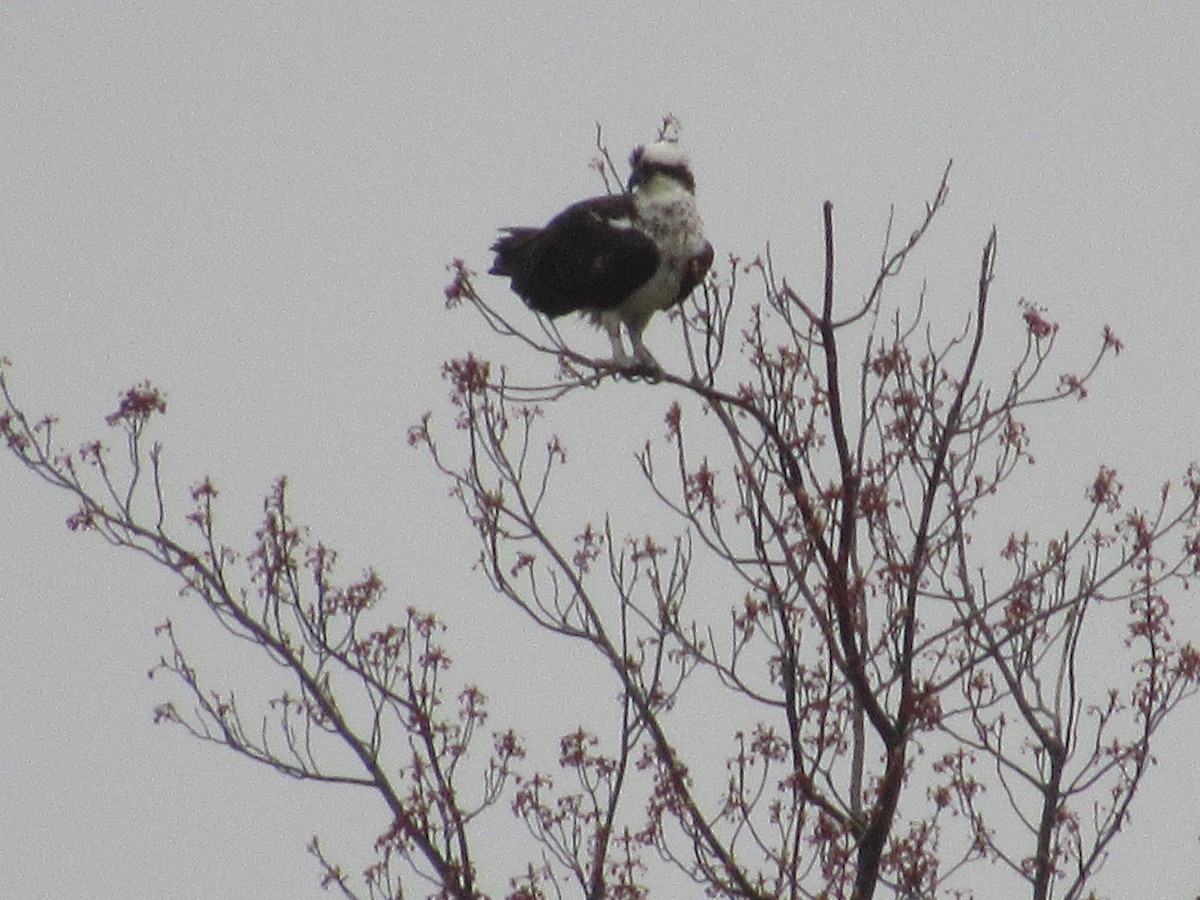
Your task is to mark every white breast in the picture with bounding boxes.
[620,181,706,325]
[633,180,707,260]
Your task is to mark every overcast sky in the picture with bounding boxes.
[3,3,1199,897]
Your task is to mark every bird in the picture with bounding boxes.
[489,140,714,369]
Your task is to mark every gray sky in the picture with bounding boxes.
[3,3,1199,897]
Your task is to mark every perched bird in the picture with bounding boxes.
[489,140,714,368]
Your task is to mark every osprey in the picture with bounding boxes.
[489,141,714,368]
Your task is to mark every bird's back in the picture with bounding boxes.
[490,196,660,319]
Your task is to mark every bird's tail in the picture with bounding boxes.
[489,227,541,279]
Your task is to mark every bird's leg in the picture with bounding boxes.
[628,328,662,371]
[602,315,632,365]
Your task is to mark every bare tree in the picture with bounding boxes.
[3,149,1198,899]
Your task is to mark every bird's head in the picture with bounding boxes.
[628,141,696,194]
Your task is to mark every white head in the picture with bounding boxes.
[636,140,691,170]
[628,141,696,194]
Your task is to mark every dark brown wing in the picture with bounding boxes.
[674,240,715,304]
[490,195,660,318]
